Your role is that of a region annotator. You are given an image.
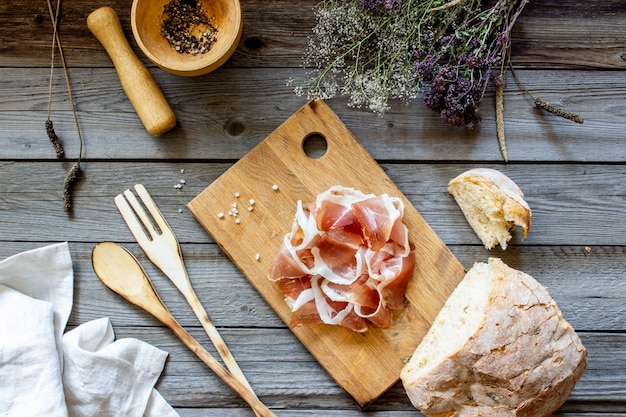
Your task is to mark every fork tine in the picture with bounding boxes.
[114,192,153,247]
[122,189,161,239]
[133,184,172,236]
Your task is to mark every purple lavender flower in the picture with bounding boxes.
[414,0,528,128]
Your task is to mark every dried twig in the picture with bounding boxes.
[46,0,65,159]
[428,0,465,12]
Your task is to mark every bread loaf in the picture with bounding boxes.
[448,168,531,250]
[400,258,587,417]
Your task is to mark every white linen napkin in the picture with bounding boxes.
[0,242,179,417]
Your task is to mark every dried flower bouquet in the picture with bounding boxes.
[291,0,528,129]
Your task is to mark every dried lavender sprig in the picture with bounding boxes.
[417,0,528,128]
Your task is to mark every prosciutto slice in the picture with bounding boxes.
[269,186,416,332]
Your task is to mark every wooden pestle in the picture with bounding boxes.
[87,6,176,136]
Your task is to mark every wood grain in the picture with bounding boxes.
[0,68,623,162]
[2,0,626,69]
[187,99,466,407]
[2,0,625,415]
[0,239,624,413]
[1,162,624,246]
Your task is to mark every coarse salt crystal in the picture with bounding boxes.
[272,184,279,191]
[179,179,186,184]
[217,212,224,218]
[255,253,261,261]
[234,192,240,198]
[248,206,253,212]
[249,199,255,205]
[235,219,241,224]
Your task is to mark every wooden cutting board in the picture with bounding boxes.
[187,99,466,408]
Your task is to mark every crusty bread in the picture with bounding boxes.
[448,168,531,250]
[400,258,587,417]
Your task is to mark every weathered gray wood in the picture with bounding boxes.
[0,68,623,162]
[2,0,626,69]
[62,325,626,414]
[1,162,625,246]
[2,0,625,415]
[0,241,622,333]
[511,0,626,69]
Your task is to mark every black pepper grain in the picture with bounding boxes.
[161,0,218,55]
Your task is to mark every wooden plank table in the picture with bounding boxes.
[1,0,625,415]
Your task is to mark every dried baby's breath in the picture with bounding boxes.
[292,0,436,114]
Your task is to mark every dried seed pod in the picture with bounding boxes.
[534,98,584,124]
[46,119,65,158]
[47,0,85,212]
[495,75,508,162]
[62,163,81,212]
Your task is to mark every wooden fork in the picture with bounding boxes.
[92,242,275,417]
[114,184,267,416]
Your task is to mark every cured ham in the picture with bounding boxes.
[269,185,416,332]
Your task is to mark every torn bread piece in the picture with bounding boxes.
[400,258,587,417]
[448,168,531,249]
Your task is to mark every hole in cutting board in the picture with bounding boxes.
[302,133,328,159]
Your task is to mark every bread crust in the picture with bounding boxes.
[401,258,587,417]
[448,168,532,249]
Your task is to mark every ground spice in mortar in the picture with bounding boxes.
[161,0,217,55]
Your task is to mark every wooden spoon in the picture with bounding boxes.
[92,241,276,417]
